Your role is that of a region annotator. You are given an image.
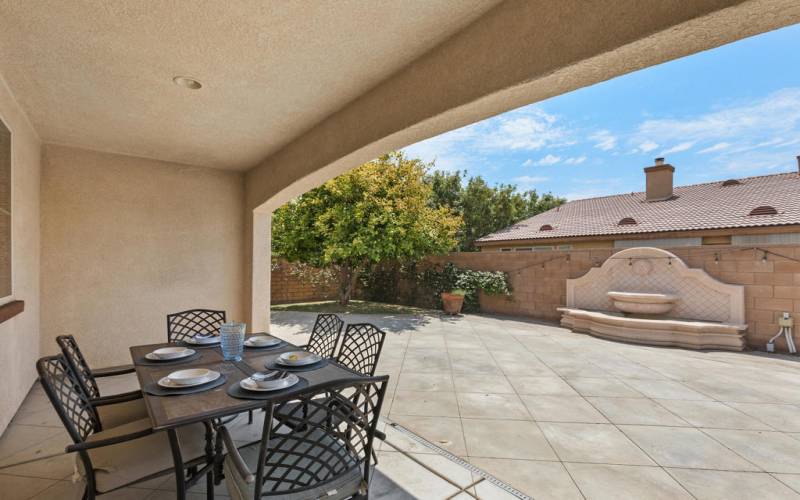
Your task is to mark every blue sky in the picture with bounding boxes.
[403,23,800,200]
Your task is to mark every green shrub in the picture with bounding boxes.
[421,262,511,312]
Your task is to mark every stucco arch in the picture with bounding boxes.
[245,0,800,330]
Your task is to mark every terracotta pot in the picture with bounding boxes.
[441,292,465,315]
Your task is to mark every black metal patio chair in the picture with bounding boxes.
[304,313,345,358]
[56,335,148,429]
[335,323,387,376]
[37,355,213,500]
[219,375,389,499]
[166,308,226,343]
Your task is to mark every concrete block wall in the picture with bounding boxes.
[270,245,800,351]
[430,245,800,351]
[271,259,338,304]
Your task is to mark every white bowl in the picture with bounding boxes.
[152,347,190,360]
[167,368,212,386]
[191,334,219,345]
[242,373,298,391]
[278,351,320,366]
[247,335,280,347]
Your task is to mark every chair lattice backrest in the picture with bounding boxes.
[37,355,100,443]
[56,335,100,399]
[254,376,389,498]
[307,314,344,358]
[336,323,387,376]
[166,308,226,343]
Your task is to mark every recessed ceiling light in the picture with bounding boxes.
[172,76,202,90]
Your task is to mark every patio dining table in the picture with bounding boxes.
[129,336,365,499]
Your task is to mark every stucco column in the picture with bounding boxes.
[250,210,271,333]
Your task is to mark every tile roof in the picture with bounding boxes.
[477,171,800,244]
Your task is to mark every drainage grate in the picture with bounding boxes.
[381,417,532,500]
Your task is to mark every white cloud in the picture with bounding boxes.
[637,140,659,153]
[590,130,617,150]
[718,149,797,174]
[563,188,616,200]
[477,107,570,151]
[513,175,549,188]
[563,177,626,200]
[698,142,731,154]
[532,154,561,166]
[564,155,587,165]
[635,88,800,144]
[407,87,800,186]
[777,137,800,147]
[404,105,574,173]
[403,122,481,172]
[661,141,695,155]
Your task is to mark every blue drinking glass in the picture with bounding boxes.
[220,322,246,361]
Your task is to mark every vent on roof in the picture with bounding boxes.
[539,224,554,231]
[748,206,778,216]
[618,217,637,226]
[721,179,742,187]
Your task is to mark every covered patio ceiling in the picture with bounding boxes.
[0,0,501,169]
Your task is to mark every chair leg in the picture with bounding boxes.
[214,426,225,484]
[168,429,188,500]
[206,468,214,500]
[248,409,253,424]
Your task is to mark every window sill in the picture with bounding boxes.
[0,300,24,325]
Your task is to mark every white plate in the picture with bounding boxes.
[157,370,220,389]
[245,335,282,348]
[277,351,321,367]
[169,368,213,385]
[185,335,220,345]
[240,373,299,392]
[146,348,195,361]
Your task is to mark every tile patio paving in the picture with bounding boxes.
[2,311,800,499]
[271,311,800,499]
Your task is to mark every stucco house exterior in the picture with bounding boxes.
[476,157,800,252]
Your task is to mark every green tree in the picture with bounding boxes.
[427,169,464,211]
[272,152,461,305]
[429,172,565,251]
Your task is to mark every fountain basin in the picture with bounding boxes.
[607,291,678,315]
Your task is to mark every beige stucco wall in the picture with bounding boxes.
[0,76,41,433]
[40,145,245,367]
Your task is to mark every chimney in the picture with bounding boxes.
[644,157,675,201]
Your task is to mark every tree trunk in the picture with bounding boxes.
[338,265,359,306]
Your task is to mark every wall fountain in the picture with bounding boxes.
[558,247,747,351]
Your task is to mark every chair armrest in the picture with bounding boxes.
[66,428,155,453]
[91,390,142,407]
[93,364,136,377]
[219,426,255,484]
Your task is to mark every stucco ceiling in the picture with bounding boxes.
[0,0,500,170]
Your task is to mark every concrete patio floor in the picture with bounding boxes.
[0,369,507,499]
[2,312,800,499]
[271,310,800,499]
